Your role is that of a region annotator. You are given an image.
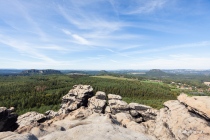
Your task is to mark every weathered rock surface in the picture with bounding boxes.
[15,111,46,133]
[58,85,93,114]
[0,131,38,140]
[142,100,210,140]
[108,94,122,100]
[39,113,155,140]
[108,94,129,114]
[95,91,106,100]
[88,91,106,113]
[45,110,59,119]
[178,93,210,120]
[129,103,157,122]
[0,107,18,132]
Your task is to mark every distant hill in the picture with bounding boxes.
[146,69,169,77]
[0,69,24,75]
[20,69,62,75]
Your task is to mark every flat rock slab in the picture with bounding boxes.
[178,94,210,120]
[39,114,155,140]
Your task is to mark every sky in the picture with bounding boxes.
[0,0,210,70]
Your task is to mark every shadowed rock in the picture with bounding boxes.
[0,107,18,132]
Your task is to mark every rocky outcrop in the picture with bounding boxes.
[1,85,210,140]
[108,94,129,114]
[15,111,46,133]
[88,91,106,113]
[178,93,210,120]
[142,99,210,140]
[40,113,156,140]
[129,103,158,122]
[58,85,93,114]
[0,107,18,132]
[45,110,59,119]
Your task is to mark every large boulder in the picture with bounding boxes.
[0,107,18,132]
[178,93,210,120]
[88,91,106,113]
[58,85,93,114]
[15,111,46,133]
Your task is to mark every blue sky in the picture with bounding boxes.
[0,0,210,70]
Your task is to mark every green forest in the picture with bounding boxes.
[0,74,180,114]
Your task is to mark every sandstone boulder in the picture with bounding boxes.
[88,96,106,113]
[15,111,46,133]
[129,103,157,122]
[58,85,93,114]
[88,91,107,113]
[142,100,210,140]
[178,93,210,120]
[0,107,18,132]
[95,91,106,100]
[108,94,122,100]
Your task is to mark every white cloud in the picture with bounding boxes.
[0,35,55,62]
[35,45,68,51]
[62,29,72,35]
[125,0,168,14]
[71,34,90,45]
[123,41,210,55]
[8,1,48,41]
[62,29,91,45]
[108,0,168,15]
[58,4,126,32]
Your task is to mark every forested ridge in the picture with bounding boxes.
[0,75,180,114]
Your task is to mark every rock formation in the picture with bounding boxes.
[142,99,210,140]
[15,111,47,133]
[178,93,210,120]
[88,91,107,113]
[58,85,94,114]
[107,94,130,114]
[0,85,210,140]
